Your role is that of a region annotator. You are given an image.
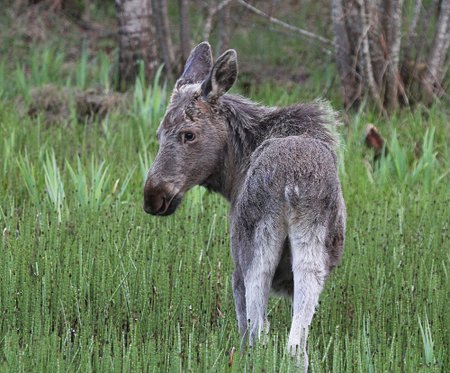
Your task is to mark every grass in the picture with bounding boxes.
[0,45,449,373]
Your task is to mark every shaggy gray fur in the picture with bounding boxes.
[144,42,346,371]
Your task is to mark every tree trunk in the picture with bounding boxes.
[152,0,175,80]
[385,0,403,111]
[116,0,158,89]
[367,0,386,89]
[330,0,362,109]
[332,0,448,112]
[422,0,450,101]
[360,0,385,113]
[203,0,233,42]
[179,0,191,65]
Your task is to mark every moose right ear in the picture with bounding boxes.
[201,49,238,101]
[176,42,213,88]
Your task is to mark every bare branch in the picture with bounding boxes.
[409,0,421,36]
[236,0,332,46]
[203,0,232,41]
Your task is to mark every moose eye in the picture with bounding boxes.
[183,132,196,143]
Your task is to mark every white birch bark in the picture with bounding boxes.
[385,0,404,111]
[423,0,450,97]
[116,0,158,88]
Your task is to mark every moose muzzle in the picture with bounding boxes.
[143,178,181,216]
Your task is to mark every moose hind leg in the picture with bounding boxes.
[232,268,247,337]
[288,223,328,371]
[243,222,287,345]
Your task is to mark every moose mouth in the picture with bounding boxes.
[158,195,182,216]
[145,193,182,216]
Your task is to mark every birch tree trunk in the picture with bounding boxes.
[331,0,361,109]
[359,0,385,113]
[152,0,175,80]
[385,0,403,111]
[366,0,386,89]
[422,0,450,101]
[116,0,158,89]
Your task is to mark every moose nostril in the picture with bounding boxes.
[156,197,166,214]
[143,192,167,215]
[143,203,153,214]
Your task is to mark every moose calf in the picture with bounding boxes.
[144,42,346,371]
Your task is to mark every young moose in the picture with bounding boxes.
[144,42,346,370]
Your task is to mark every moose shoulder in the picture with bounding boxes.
[144,42,346,371]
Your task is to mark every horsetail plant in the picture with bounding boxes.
[0,62,5,99]
[0,37,449,373]
[3,130,15,177]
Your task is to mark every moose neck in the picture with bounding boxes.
[200,95,339,204]
[202,94,272,203]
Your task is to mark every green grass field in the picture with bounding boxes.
[0,45,449,372]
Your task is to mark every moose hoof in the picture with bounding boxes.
[287,343,308,372]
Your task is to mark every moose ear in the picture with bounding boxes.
[201,49,238,101]
[176,42,213,88]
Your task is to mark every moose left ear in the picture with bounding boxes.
[201,49,238,101]
[176,42,213,88]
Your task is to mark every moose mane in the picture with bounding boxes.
[220,94,341,160]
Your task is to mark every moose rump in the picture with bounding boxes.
[143,42,346,371]
[230,133,345,359]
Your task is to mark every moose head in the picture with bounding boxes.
[143,42,238,215]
